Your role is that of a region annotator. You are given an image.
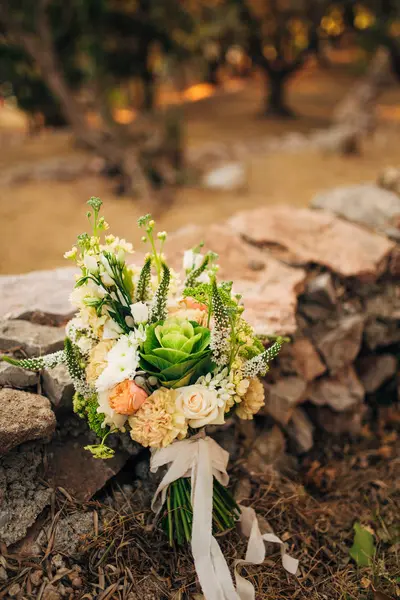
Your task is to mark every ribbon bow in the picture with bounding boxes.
[151,435,298,600]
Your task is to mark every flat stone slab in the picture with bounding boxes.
[0,267,77,320]
[0,319,65,356]
[45,434,130,501]
[168,224,306,335]
[311,184,400,238]
[229,206,395,280]
[0,389,56,455]
[0,362,39,388]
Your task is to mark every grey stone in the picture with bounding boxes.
[246,426,286,475]
[315,315,364,373]
[305,273,337,306]
[0,443,52,546]
[203,162,247,191]
[37,512,94,556]
[364,284,400,349]
[0,267,77,320]
[286,408,314,453]
[262,377,308,425]
[42,364,74,409]
[357,354,397,393]
[0,389,56,455]
[309,366,364,411]
[0,362,38,388]
[0,319,65,357]
[315,404,366,435]
[312,183,400,237]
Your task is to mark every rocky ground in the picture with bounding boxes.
[0,181,399,599]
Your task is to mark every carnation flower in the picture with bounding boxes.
[86,340,116,384]
[236,377,265,420]
[108,379,148,415]
[175,384,225,428]
[129,387,187,448]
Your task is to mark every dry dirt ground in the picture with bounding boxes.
[1,420,399,599]
[1,56,400,275]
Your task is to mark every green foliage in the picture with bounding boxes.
[184,280,238,312]
[73,391,110,440]
[64,337,86,382]
[140,318,212,387]
[86,395,108,439]
[184,255,210,287]
[150,263,170,323]
[349,522,376,567]
[0,350,65,371]
[134,257,152,302]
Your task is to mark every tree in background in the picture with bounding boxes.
[233,0,325,117]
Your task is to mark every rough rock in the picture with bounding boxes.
[229,206,394,280]
[356,354,398,393]
[36,512,94,556]
[286,408,314,453]
[246,426,286,475]
[312,184,400,238]
[285,337,326,381]
[364,284,400,349]
[0,362,38,388]
[305,273,337,306]
[0,267,76,320]
[0,319,65,356]
[308,366,364,411]
[0,389,56,455]
[262,377,308,425]
[168,224,306,334]
[0,444,52,546]
[315,315,365,373]
[45,434,131,501]
[42,364,74,410]
[315,405,366,435]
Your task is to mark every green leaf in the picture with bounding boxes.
[192,327,211,353]
[152,347,189,364]
[140,354,172,371]
[180,332,202,354]
[160,333,188,351]
[143,322,160,354]
[349,522,375,567]
[155,355,203,379]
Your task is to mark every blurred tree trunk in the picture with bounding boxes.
[265,71,293,117]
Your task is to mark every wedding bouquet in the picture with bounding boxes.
[2,198,298,599]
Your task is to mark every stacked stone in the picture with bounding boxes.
[0,183,398,547]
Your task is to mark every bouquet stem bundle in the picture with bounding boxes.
[161,477,241,546]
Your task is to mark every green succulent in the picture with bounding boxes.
[140,317,213,388]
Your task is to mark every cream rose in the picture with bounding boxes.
[176,384,224,428]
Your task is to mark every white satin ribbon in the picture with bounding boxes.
[150,435,298,600]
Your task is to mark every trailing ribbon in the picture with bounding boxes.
[150,435,299,600]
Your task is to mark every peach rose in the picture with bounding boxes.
[108,380,148,415]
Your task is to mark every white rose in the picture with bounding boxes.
[130,301,149,324]
[176,384,225,428]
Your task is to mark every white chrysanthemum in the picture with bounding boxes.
[95,333,140,392]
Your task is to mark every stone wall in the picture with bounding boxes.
[0,183,399,549]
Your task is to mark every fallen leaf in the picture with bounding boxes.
[349,522,375,567]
